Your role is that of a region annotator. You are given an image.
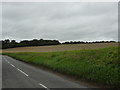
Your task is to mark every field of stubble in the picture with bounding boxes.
[1,43,118,53]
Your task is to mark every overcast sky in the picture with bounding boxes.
[2,2,118,42]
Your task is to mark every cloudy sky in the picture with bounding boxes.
[2,2,118,42]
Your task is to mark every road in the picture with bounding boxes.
[2,55,88,89]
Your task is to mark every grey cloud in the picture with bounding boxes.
[2,2,118,42]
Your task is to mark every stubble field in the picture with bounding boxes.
[1,43,118,53]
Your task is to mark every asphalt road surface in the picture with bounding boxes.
[2,55,88,89]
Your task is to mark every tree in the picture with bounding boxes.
[11,40,17,44]
[4,39,10,43]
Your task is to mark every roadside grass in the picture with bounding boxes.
[3,47,120,88]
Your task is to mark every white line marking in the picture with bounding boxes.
[5,60,8,62]
[3,56,50,90]
[39,83,50,90]
[3,57,8,62]
[17,68,29,77]
[10,64,15,67]
[5,59,10,64]
[7,61,10,64]
[4,57,14,67]
[4,57,11,65]
[4,58,9,63]
[4,56,11,64]
[3,56,49,89]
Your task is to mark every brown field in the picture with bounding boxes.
[1,43,118,53]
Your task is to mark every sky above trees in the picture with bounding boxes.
[2,2,118,42]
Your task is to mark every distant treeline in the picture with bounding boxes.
[62,41,116,44]
[0,39,116,49]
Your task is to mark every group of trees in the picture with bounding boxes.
[1,39,60,49]
[0,39,116,49]
[62,41,116,44]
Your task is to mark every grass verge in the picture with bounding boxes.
[3,47,120,88]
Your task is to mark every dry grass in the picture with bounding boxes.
[1,43,118,53]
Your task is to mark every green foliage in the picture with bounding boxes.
[1,39,60,49]
[3,47,120,87]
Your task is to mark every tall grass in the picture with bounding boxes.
[3,47,120,87]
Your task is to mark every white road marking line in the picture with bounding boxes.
[4,57,13,66]
[39,83,50,90]
[4,56,50,89]
[6,60,10,64]
[4,57,11,64]
[5,59,10,64]
[4,56,29,77]
[5,60,8,63]
[7,61,10,64]
[4,59,9,63]
[17,68,29,77]
[10,64,15,67]
[4,57,15,67]
[3,57,8,62]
